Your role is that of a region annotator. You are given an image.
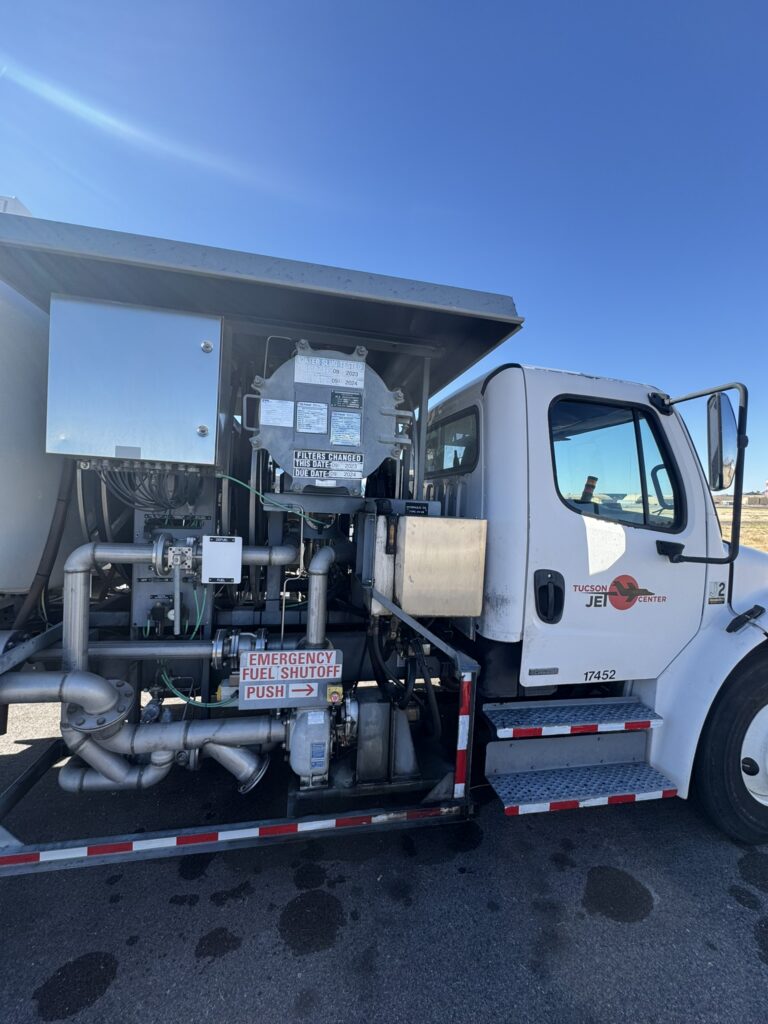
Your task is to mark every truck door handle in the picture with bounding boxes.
[534,570,565,624]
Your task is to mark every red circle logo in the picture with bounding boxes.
[608,575,640,610]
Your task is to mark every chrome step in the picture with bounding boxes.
[488,762,677,816]
[483,697,661,739]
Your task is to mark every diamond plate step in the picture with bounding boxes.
[484,697,662,739]
[489,762,677,816]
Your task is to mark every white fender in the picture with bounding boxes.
[634,609,767,796]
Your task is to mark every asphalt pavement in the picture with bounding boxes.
[1,704,767,1024]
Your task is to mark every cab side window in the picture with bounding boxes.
[550,399,681,530]
[425,408,479,476]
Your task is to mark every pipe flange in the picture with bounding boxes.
[238,753,270,794]
[211,629,228,671]
[65,680,134,734]
[152,534,173,577]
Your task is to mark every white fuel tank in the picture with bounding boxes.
[0,280,78,593]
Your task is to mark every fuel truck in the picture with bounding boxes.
[0,210,765,875]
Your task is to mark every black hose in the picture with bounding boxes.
[13,459,75,630]
[367,626,403,704]
[416,646,442,741]
[399,655,416,710]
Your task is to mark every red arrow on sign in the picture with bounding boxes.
[292,684,315,696]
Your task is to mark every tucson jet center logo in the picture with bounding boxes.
[574,575,667,610]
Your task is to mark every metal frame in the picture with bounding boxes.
[0,669,478,876]
[0,802,469,877]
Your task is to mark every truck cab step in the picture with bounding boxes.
[483,697,661,739]
[488,762,677,816]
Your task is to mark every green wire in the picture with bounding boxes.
[189,585,206,641]
[218,473,326,529]
[161,669,238,709]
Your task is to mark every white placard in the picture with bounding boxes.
[296,401,328,434]
[201,535,243,584]
[260,398,294,428]
[330,410,361,446]
[294,354,365,390]
[241,649,342,681]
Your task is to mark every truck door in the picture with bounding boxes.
[520,369,708,686]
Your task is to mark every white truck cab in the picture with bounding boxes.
[428,364,768,840]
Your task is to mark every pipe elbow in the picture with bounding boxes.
[0,670,120,718]
[64,542,155,574]
[308,546,336,575]
[61,671,121,716]
[64,543,98,574]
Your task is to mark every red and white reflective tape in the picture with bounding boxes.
[453,673,472,799]
[503,788,677,816]
[498,719,657,740]
[0,805,461,870]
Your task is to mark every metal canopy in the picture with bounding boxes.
[0,214,522,397]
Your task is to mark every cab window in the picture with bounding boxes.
[549,398,681,530]
[425,408,478,476]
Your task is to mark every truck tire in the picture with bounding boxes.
[695,646,768,844]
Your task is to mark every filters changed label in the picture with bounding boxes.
[293,449,364,480]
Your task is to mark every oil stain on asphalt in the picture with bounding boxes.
[582,866,653,923]
[294,862,327,889]
[738,850,768,893]
[209,879,253,907]
[279,890,345,954]
[178,852,216,881]
[32,952,118,1022]
[730,884,762,911]
[194,927,242,960]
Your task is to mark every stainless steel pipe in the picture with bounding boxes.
[306,546,336,648]
[64,543,155,672]
[98,716,285,754]
[31,642,215,662]
[62,541,299,672]
[242,544,299,566]
[6,539,301,792]
[59,749,174,792]
[0,670,119,716]
[204,744,268,793]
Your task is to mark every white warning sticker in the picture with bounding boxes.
[238,650,344,707]
[330,410,361,446]
[260,398,294,428]
[293,449,364,480]
[296,402,328,434]
[240,649,343,683]
[294,354,365,390]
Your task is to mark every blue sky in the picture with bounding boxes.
[1,1,766,489]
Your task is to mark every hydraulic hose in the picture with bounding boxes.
[13,459,75,630]
[400,655,416,710]
[367,625,404,704]
[416,646,442,741]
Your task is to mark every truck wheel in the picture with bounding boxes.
[695,647,768,844]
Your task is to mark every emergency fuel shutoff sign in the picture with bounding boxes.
[238,650,343,707]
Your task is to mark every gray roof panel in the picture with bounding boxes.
[0,214,523,396]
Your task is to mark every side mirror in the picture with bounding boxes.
[707,392,737,491]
